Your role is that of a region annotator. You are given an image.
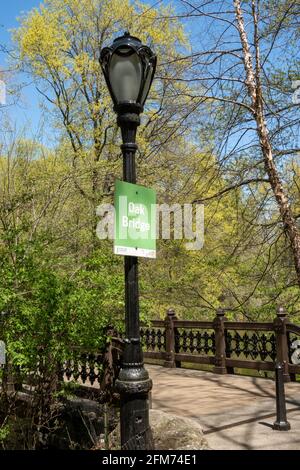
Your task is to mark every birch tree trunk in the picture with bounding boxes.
[234,0,300,285]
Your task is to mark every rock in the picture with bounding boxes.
[150,409,210,450]
[1,390,119,449]
[49,397,118,449]
[110,409,210,450]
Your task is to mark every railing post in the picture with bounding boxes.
[163,308,177,368]
[213,308,227,374]
[273,306,290,383]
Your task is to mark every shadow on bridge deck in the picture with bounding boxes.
[147,364,300,450]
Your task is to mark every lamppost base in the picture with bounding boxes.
[273,420,291,431]
[115,375,153,450]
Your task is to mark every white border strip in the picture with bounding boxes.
[114,245,156,259]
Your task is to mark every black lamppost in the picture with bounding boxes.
[100,32,156,450]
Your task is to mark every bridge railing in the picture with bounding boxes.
[55,307,300,390]
[141,307,300,382]
[3,333,123,397]
[59,332,123,394]
[6,308,300,394]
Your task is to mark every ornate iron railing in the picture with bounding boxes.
[225,330,276,362]
[62,352,105,386]
[57,309,300,388]
[140,322,166,358]
[60,335,123,391]
[7,309,300,395]
[140,308,300,381]
[175,328,215,356]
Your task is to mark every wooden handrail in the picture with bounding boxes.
[223,321,274,331]
[173,320,214,329]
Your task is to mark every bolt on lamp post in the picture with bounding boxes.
[100,32,156,449]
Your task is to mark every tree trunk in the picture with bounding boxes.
[234,0,300,286]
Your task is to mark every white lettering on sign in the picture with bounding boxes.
[122,216,150,232]
[128,202,145,216]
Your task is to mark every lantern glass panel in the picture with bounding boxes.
[109,48,142,103]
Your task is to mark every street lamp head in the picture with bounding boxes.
[100,32,157,114]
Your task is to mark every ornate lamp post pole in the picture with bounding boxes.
[100,32,157,449]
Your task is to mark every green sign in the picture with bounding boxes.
[114,180,156,258]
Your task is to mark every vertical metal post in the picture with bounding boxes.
[115,104,153,450]
[273,362,291,431]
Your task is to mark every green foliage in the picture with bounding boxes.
[0,237,125,371]
[0,425,10,442]
[0,0,299,391]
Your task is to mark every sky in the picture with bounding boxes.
[0,1,43,136]
[1,1,297,156]
[0,1,185,145]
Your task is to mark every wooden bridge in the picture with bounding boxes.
[5,305,300,450]
[62,359,300,450]
[148,364,300,450]
[59,307,300,449]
